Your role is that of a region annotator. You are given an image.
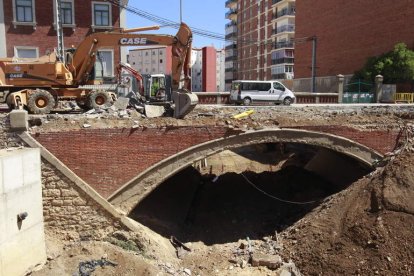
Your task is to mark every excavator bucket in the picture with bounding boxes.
[173,90,198,119]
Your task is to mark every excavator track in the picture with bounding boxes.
[173,89,198,119]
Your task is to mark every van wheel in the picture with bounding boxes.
[283,97,293,106]
[243,97,252,106]
[27,89,55,114]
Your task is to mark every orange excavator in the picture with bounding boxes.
[0,23,198,118]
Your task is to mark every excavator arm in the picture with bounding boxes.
[69,23,193,91]
[68,22,197,118]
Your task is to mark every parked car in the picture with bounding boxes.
[229,80,295,105]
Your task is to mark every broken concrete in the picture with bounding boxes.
[145,104,165,118]
[251,253,283,269]
[113,97,130,110]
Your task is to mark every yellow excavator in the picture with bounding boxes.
[0,23,198,118]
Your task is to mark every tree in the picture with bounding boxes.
[352,43,414,84]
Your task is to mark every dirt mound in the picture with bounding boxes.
[281,150,414,275]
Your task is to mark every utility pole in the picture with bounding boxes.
[55,0,65,63]
[180,0,183,22]
[310,36,317,93]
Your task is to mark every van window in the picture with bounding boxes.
[273,82,285,91]
[258,83,271,91]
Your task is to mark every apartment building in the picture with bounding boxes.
[0,0,127,78]
[129,46,224,92]
[128,46,172,75]
[224,0,295,90]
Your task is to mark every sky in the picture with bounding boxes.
[126,0,227,48]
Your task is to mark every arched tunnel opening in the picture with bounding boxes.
[128,143,373,245]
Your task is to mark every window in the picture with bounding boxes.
[12,0,36,27]
[14,46,38,58]
[53,0,75,28]
[15,0,33,22]
[95,49,114,78]
[92,2,111,28]
[160,59,163,64]
[60,1,73,24]
[273,82,285,91]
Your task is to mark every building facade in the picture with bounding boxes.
[0,0,127,78]
[295,0,414,84]
[128,46,172,75]
[224,0,295,90]
[129,46,224,92]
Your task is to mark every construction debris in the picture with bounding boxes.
[77,259,118,276]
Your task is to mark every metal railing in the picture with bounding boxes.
[277,8,295,18]
[225,8,238,19]
[225,0,237,8]
[271,57,294,65]
[273,41,294,49]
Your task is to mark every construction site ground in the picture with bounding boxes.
[23,104,414,275]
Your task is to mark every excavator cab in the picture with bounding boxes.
[143,74,171,102]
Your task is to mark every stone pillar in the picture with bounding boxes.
[337,74,344,103]
[375,75,384,103]
[9,110,28,131]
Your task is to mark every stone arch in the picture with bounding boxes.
[109,128,382,213]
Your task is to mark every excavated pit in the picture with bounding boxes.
[129,143,373,245]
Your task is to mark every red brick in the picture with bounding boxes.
[295,0,414,78]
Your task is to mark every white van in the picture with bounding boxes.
[229,80,295,105]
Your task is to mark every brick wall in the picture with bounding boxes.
[33,127,231,198]
[32,125,400,199]
[295,0,414,78]
[292,126,401,154]
[3,0,120,63]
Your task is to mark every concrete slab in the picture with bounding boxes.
[9,110,28,131]
[145,105,165,118]
[113,97,130,110]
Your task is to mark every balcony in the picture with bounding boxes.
[276,7,295,18]
[225,24,237,36]
[225,21,237,28]
[272,24,295,35]
[225,0,237,8]
[271,57,294,65]
[225,55,237,62]
[225,43,237,51]
[277,24,295,33]
[225,8,238,20]
[273,41,294,49]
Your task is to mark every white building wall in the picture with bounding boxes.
[216,49,225,92]
[129,47,167,75]
[0,0,6,58]
[0,148,46,276]
[191,49,203,92]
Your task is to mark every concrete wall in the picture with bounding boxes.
[0,0,6,58]
[0,148,46,276]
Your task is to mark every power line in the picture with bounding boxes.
[104,0,276,46]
